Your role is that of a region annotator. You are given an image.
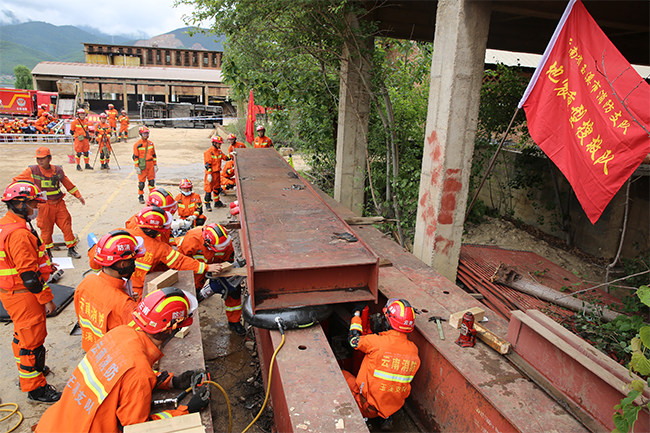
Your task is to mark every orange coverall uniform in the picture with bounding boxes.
[70,117,91,166]
[35,325,188,433]
[133,139,157,195]
[204,146,228,203]
[127,226,207,300]
[96,121,112,166]
[228,141,247,155]
[118,114,129,141]
[178,228,241,324]
[34,115,50,134]
[221,160,236,189]
[0,211,54,392]
[74,271,137,352]
[253,135,273,148]
[14,165,81,250]
[174,192,205,226]
[106,108,118,132]
[344,316,421,419]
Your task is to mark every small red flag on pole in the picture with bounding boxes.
[245,89,256,145]
[519,0,650,224]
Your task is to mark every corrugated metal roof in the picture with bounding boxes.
[485,48,650,77]
[31,62,223,83]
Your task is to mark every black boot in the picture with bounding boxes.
[76,164,82,171]
[205,201,212,212]
[214,200,225,208]
[85,163,93,170]
[138,194,145,204]
[67,246,81,259]
[228,322,246,336]
[28,384,61,403]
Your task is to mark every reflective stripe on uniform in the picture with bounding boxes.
[350,322,363,332]
[165,250,181,266]
[78,356,108,402]
[193,254,205,262]
[19,369,42,379]
[0,268,18,276]
[79,317,103,338]
[152,411,173,420]
[136,261,151,272]
[225,304,242,312]
[197,262,206,274]
[372,369,414,383]
[68,186,79,194]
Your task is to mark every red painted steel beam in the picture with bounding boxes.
[254,325,369,433]
[507,310,650,432]
[234,148,378,311]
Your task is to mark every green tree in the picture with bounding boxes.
[14,65,33,89]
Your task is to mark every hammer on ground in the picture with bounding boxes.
[428,316,446,340]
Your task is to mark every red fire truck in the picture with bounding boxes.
[0,88,57,117]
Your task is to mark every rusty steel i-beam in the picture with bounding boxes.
[234,148,378,312]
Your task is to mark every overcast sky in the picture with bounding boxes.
[0,0,202,38]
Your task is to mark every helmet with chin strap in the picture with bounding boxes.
[94,230,145,267]
[202,223,231,252]
[383,298,416,333]
[147,188,178,214]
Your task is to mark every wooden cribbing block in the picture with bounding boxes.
[448,307,485,329]
[449,307,510,355]
[147,269,179,293]
[124,412,204,433]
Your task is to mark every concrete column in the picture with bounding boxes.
[122,83,128,112]
[412,0,490,281]
[165,85,170,104]
[334,16,372,216]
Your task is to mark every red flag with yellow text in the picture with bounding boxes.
[245,89,256,144]
[519,0,650,224]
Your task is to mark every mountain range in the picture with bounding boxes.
[0,21,224,78]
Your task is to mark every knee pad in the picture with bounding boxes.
[148,180,155,187]
[33,345,46,371]
[230,284,242,300]
[138,182,145,190]
[76,152,82,157]
[84,152,89,157]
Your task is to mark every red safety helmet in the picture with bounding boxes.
[121,109,126,113]
[227,133,236,141]
[383,298,415,333]
[139,126,150,135]
[99,113,107,119]
[41,104,47,109]
[108,104,114,108]
[135,206,169,231]
[2,181,47,203]
[203,223,231,252]
[225,167,234,177]
[211,136,223,145]
[256,125,265,131]
[77,109,86,116]
[94,230,145,267]
[179,178,193,190]
[147,188,178,213]
[132,286,197,334]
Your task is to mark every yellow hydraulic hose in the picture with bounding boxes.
[0,403,23,433]
[241,332,286,433]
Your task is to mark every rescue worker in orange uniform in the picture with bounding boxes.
[253,125,273,148]
[75,230,145,351]
[226,133,247,156]
[34,112,52,134]
[14,147,85,258]
[0,181,61,402]
[125,187,178,246]
[343,298,421,430]
[37,104,48,118]
[221,160,236,191]
[133,126,158,204]
[96,113,112,170]
[127,206,226,300]
[204,136,229,211]
[117,109,129,142]
[70,108,93,171]
[106,103,118,138]
[177,223,245,335]
[36,287,211,432]
[175,178,206,227]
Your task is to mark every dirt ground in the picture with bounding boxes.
[0,127,275,433]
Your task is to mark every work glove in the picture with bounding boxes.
[186,384,210,413]
[207,174,212,183]
[172,370,203,390]
[154,165,159,173]
[351,302,368,316]
[135,167,142,175]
